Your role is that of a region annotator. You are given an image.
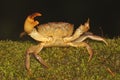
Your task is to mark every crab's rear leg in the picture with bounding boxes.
[26,43,48,75]
[68,42,93,62]
[75,32,108,45]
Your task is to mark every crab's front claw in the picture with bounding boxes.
[24,12,42,34]
[29,12,42,19]
[29,12,42,26]
[79,19,90,32]
[33,20,39,27]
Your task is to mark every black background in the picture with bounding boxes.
[0,0,120,40]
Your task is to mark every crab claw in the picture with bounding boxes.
[79,19,90,33]
[85,18,90,28]
[29,12,42,19]
[24,12,42,34]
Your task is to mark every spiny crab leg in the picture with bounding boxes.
[26,43,49,75]
[68,42,93,62]
[75,32,108,45]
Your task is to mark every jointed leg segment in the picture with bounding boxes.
[68,42,93,62]
[25,43,48,74]
[74,32,108,45]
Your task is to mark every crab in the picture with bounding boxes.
[23,12,108,74]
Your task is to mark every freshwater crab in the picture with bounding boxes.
[23,12,108,74]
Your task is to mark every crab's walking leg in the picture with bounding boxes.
[33,44,49,68]
[26,50,31,75]
[68,42,93,62]
[26,43,48,75]
[75,32,108,45]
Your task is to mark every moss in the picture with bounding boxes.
[0,38,120,80]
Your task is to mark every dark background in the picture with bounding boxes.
[0,0,120,40]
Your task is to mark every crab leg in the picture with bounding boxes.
[68,42,93,62]
[26,50,31,75]
[33,44,49,68]
[75,32,108,45]
[26,43,48,75]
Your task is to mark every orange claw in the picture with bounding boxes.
[29,12,42,19]
[24,12,42,34]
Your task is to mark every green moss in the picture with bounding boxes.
[0,38,120,80]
